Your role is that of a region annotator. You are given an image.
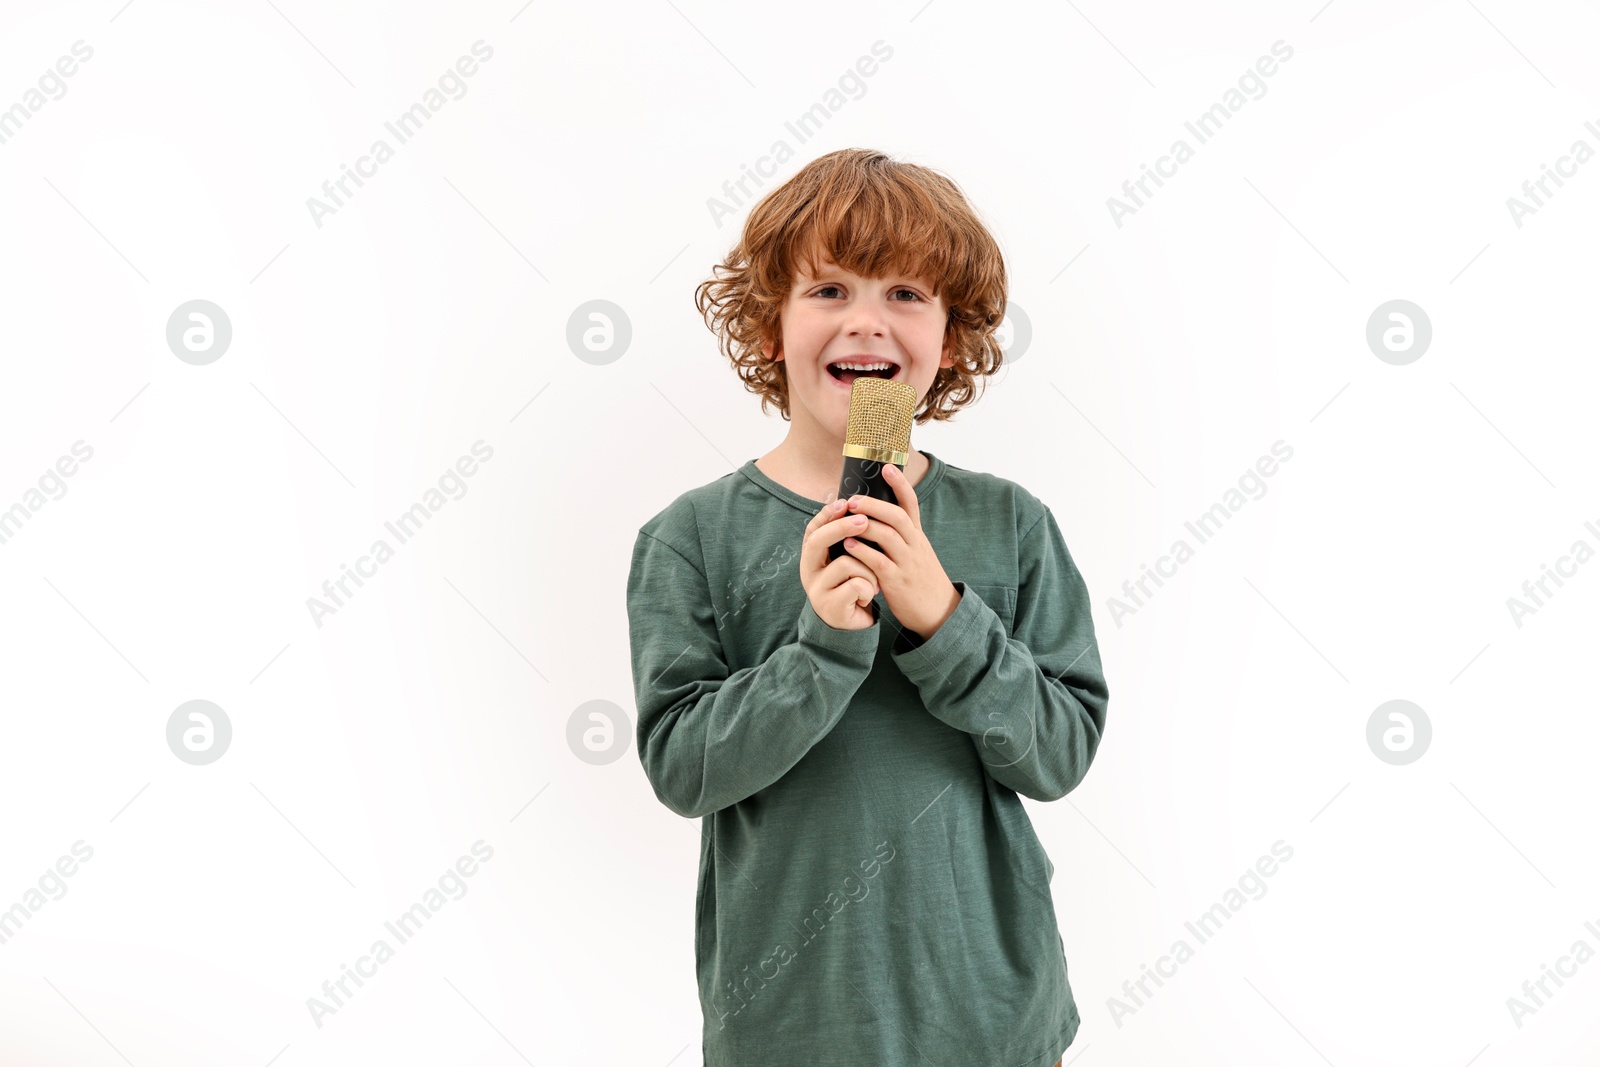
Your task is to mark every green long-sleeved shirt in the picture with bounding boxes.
[625,449,1109,1067]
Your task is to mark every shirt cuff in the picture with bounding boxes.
[890,580,986,661]
[797,591,881,657]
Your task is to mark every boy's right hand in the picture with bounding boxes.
[801,494,880,630]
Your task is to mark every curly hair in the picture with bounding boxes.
[695,148,1009,424]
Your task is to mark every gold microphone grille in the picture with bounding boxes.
[844,376,916,453]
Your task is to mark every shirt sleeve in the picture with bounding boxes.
[625,529,881,819]
[888,505,1109,802]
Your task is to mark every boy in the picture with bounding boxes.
[625,147,1108,1067]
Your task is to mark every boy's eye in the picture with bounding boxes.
[813,285,923,301]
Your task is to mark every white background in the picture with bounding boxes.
[1,0,1597,1064]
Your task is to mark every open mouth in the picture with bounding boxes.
[827,361,900,385]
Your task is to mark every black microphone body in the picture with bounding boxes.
[827,454,904,562]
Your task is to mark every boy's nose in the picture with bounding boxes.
[846,316,888,336]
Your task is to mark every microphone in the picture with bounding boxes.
[828,375,917,562]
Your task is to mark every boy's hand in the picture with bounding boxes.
[801,493,882,630]
[840,464,961,642]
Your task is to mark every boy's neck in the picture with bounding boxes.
[757,431,929,504]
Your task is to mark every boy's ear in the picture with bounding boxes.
[761,333,783,361]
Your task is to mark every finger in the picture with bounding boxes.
[810,512,872,564]
[848,516,907,563]
[845,492,910,544]
[806,494,847,535]
[825,564,879,612]
[882,463,919,526]
[830,572,876,609]
[803,498,852,572]
[840,533,892,573]
[822,552,878,589]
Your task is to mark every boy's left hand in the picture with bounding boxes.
[840,463,962,642]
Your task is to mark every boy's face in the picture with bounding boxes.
[761,252,955,437]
